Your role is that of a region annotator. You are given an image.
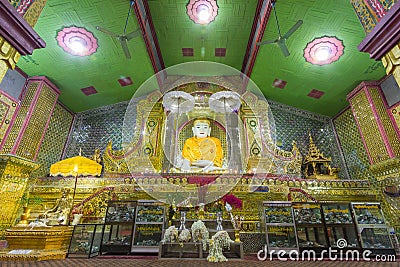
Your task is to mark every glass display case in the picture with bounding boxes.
[68,224,103,258]
[266,225,298,249]
[322,203,359,249]
[351,202,385,225]
[293,203,322,224]
[359,227,393,249]
[292,203,328,251]
[131,200,165,253]
[350,202,395,254]
[100,200,137,255]
[263,201,298,252]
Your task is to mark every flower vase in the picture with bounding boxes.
[198,204,205,220]
[234,229,240,242]
[179,211,186,230]
[216,212,223,231]
[17,206,31,226]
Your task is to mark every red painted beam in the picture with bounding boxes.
[241,0,273,78]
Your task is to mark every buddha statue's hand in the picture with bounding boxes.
[203,165,221,172]
[181,159,191,171]
[191,160,213,167]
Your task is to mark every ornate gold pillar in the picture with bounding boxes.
[357,2,400,233]
[0,37,20,82]
[0,0,46,83]
[347,81,400,167]
[382,43,400,87]
[0,154,38,236]
[347,81,400,231]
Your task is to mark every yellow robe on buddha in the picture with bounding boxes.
[182,136,223,167]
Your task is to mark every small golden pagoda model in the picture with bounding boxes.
[303,134,339,180]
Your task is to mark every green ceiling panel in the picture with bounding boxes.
[250,0,385,116]
[148,0,258,69]
[16,0,155,112]
[14,0,389,117]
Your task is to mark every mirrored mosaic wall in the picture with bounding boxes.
[269,101,347,179]
[64,99,354,179]
[64,101,131,159]
[332,108,374,181]
[31,103,74,178]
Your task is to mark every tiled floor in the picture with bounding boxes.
[0,257,399,267]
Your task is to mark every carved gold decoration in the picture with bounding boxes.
[349,88,390,164]
[104,91,164,174]
[1,82,39,154]
[390,104,400,134]
[5,225,73,250]
[241,91,302,175]
[15,81,59,160]
[0,36,21,83]
[22,0,48,27]
[0,155,39,236]
[370,158,400,181]
[0,92,18,144]
[379,177,400,230]
[303,134,339,179]
[382,42,400,88]
[368,88,400,157]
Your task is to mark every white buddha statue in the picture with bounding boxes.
[180,119,225,172]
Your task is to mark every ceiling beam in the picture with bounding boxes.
[241,0,273,78]
[0,0,45,55]
[358,1,400,60]
[133,0,166,83]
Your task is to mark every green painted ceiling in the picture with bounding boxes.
[16,0,386,116]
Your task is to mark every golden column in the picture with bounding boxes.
[0,0,46,237]
[382,43,400,87]
[347,81,400,230]
[356,1,400,232]
[0,155,38,236]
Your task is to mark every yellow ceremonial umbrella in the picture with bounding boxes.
[49,155,102,177]
[50,155,102,204]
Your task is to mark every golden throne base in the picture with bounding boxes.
[1,226,73,261]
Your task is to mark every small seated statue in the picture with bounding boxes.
[39,188,73,226]
[180,119,225,172]
[92,148,102,164]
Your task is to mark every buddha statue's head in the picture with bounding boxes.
[192,119,211,138]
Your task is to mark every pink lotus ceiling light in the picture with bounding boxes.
[187,0,218,25]
[57,26,98,57]
[304,36,344,66]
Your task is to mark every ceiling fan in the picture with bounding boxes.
[95,0,141,59]
[257,1,303,57]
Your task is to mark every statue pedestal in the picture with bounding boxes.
[1,226,73,261]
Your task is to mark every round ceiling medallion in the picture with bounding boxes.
[304,36,344,66]
[57,27,98,56]
[187,0,218,25]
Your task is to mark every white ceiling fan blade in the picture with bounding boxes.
[278,40,290,57]
[95,26,119,38]
[125,30,141,41]
[119,37,131,59]
[283,20,303,39]
[257,39,278,46]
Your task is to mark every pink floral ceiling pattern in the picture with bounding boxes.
[187,0,218,25]
[304,36,344,66]
[57,26,98,57]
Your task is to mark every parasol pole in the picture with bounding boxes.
[173,97,181,169]
[72,165,79,209]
